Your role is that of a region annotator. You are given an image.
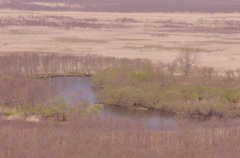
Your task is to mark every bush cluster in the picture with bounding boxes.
[92,64,240,117]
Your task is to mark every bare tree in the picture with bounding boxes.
[176,50,198,76]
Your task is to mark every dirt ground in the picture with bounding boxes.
[1,9,240,71]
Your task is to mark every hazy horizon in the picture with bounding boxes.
[1,0,240,13]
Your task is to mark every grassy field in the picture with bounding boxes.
[1,116,240,158]
[1,10,240,71]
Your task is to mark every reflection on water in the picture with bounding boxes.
[45,76,192,128]
[99,105,178,128]
[45,76,96,104]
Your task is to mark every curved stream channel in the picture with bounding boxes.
[45,76,204,128]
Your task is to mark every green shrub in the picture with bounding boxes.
[196,85,220,100]
[40,107,62,116]
[21,104,39,115]
[4,109,16,116]
[221,88,240,103]
[83,104,104,116]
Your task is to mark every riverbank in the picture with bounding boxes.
[106,103,240,119]
[34,73,91,78]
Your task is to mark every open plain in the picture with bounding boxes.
[1,10,240,71]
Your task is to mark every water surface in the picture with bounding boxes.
[46,76,186,128]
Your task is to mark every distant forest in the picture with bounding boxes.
[1,0,240,13]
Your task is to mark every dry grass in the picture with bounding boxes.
[122,45,220,53]
[0,10,240,70]
[1,116,240,158]
[53,37,108,43]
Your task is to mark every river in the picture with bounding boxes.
[45,76,201,128]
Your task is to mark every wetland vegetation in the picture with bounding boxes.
[1,0,240,157]
[1,52,240,119]
[1,116,240,158]
[91,61,240,118]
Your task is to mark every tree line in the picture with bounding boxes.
[0,53,151,77]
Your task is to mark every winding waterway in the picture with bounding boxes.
[45,76,198,128]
